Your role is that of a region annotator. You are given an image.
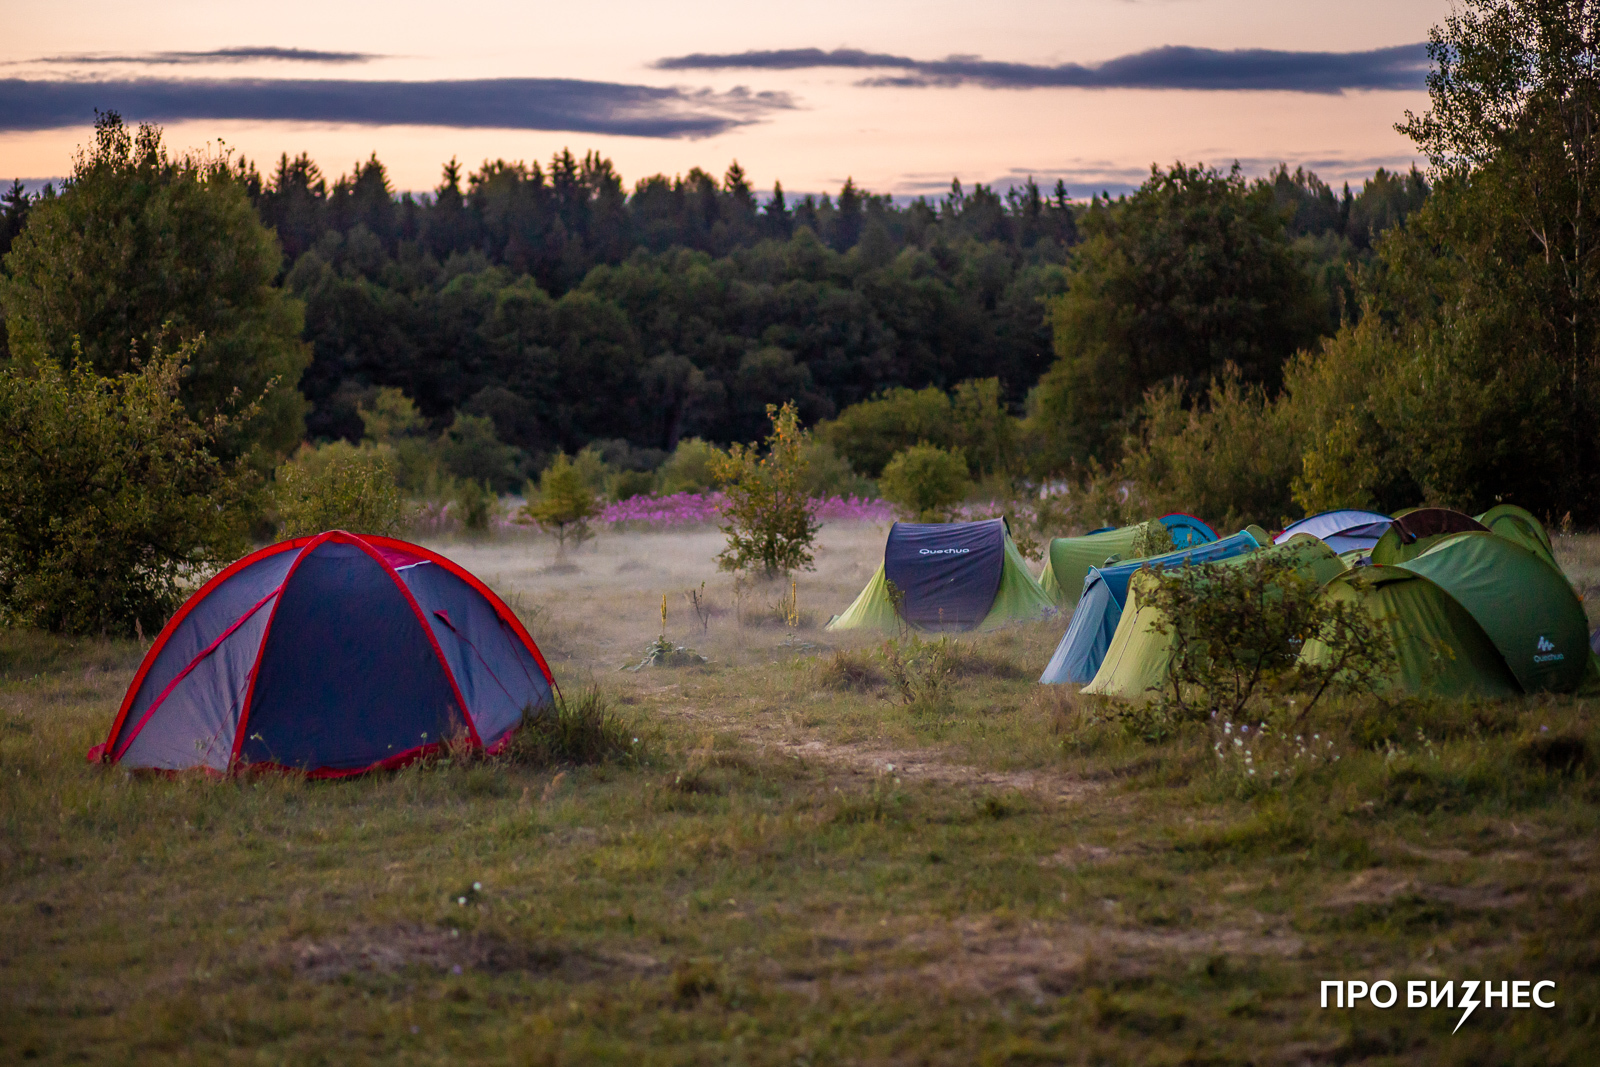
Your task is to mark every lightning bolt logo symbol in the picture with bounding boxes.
[1453,981,1481,1032]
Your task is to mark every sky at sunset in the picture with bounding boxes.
[1,0,1451,199]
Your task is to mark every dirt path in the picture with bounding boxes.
[657,697,1099,801]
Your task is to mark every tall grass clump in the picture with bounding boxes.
[502,686,640,767]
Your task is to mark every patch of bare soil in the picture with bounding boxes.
[1323,870,1525,909]
[658,696,1096,800]
[775,916,1302,1002]
[286,924,663,982]
[771,737,1100,800]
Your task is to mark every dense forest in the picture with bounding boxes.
[0,145,1427,477]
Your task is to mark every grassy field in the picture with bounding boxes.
[2,523,1598,1064]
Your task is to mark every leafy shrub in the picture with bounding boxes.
[435,412,526,493]
[271,441,408,539]
[712,401,819,577]
[1141,555,1392,723]
[799,439,876,498]
[1117,369,1303,530]
[818,378,1019,479]
[656,437,725,495]
[0,346,253,635]
[1128,519,1175,559]
[520,452,597,549]
[878,443,972,520]
[502,686,638,767]
[450,478,496,533]
[879,635,958,712]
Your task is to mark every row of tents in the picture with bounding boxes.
[826,505,1596,700]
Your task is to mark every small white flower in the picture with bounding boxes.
[458,896,466,905]
[1247,769,1255,775]
[473,882,482,892]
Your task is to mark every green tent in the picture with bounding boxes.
[1039,526,1149,608]
[1082,536,1346,701]
[1306,531,1588,696]
[1370,508,1488,565]
[1303,566,1522,699]
[1038,516,1234,607]
[1475,504,1557,570]
[827,518,1056,633]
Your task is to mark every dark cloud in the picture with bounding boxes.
[656,43,1430,94]
[0,78,792,138]
[30,46,381,66]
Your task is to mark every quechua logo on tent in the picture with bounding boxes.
[1534,635,1564,663]
[919,548,971,556]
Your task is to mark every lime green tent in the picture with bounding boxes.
[1475,504,1557,570]
[1082,536,1346,701]
[1306,531,1588,695]
[1304,566,1522,699]
[827,518,1056,633]
[1039,526,1147,607]
[1038,514,1226,607]
[1370,508,1488,565]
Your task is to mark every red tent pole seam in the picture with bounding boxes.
[230,534,333,770]
[111,588,281,763]
[100,539,307,761]
[345,533,483,749]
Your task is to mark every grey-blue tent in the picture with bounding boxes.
[1039,529,1265,685]
[1274,510,1392,555]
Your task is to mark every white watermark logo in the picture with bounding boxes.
[1321,979,1555,1032]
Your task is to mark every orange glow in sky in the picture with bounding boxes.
[2,0,1449,198]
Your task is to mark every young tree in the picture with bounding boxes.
[521,452,597,550]
[0,343,255,636]
[712,401,819,577]
[0,113,310,467]
[878,443,972,520]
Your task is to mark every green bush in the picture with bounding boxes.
[656,437,725,495]
[1118,368,1304,531]
[357,387,440,493]
[271,441,408,539]
[435,412,525,493]
[0,346,254,635]
[520,452,597,549]
[799,439,875,498]
[878,443,972,520]
[712,402,819,577]
[1140,555,1392,723]
[0,113,310,467]
[818,377,1019,479]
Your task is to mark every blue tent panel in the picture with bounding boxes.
[241,542,463,772]
[1159,513,1217,548]
[1276,510,1391,548]
[883,519,1007,630]
[1040,529,1261,685]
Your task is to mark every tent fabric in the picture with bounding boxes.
[1160,513,1218,548]
[884,519,1006,629]
[1038,516,1218,607]
[1082,536,1347,701]
[1371,509,1488,565]
[827,519,1055,633]
[1303,566,1522,699]
[1039,529,1264,685]
[91,531,554,776]
[1474,504,1557,570]
[1394,532,1589,693]
[1276,510,1393,555]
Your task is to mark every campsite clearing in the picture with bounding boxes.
[3,522,1598,1064]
